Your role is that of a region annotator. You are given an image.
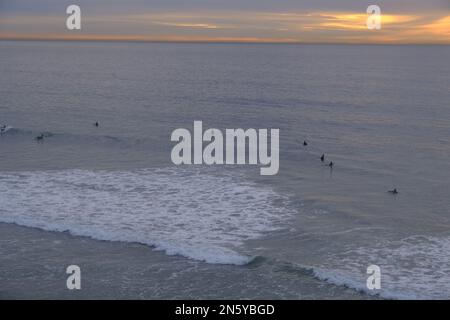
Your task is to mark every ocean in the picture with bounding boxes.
[1,41,449,299]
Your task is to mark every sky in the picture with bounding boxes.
[0,0,449,44]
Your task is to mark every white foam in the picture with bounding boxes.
[311,235,450,299]
[0,125,13,134]
[0,167,292,265]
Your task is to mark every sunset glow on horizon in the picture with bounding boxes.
[1,1,449,44]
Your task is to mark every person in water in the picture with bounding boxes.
[303,140,308,146]
[35,134,44,141]
[388,188,398,194]
[321,154,325,162]
[95,121,99,127]
[329,161,334,168]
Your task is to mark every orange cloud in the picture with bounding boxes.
[0,10,448,44]
[419,16,450,36]
[301,12,418,31]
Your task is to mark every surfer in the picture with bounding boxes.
[329,161,334,168]
[303,140,308,146]
[95,121,99,127]
[320,154,325,162]
[388,188,398,195]
[35,134,44,141]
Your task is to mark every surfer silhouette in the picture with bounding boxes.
[388,188,398,195]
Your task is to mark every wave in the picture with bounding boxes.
[308,235,450,299]
[0,126,32,135]
[310,267,415,300]
[0,167,293,265]
[0,125,142,148]
[253,257,433,299]
[0,125,15,134]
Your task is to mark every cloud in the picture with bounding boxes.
[152,22,221,29]
[1,5,448,44]
[418,16,450,36]
[296,12,419,32]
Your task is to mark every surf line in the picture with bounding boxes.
[171,121,279,175]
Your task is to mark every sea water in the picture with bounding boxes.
[1,41,450,299]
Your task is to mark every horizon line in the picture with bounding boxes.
[1,37,448,46]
